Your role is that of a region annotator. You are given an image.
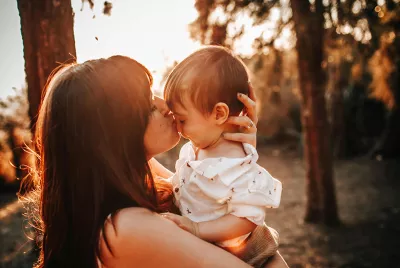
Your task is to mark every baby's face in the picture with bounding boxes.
[171,100,222,149]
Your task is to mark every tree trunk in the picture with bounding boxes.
[17,0,76,132]
[329,63,344,158]
[330,59,352,158]
[291,0,339,225]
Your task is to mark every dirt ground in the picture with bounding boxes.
[1,143,400,268]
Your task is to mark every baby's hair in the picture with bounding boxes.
[164,45,250,116]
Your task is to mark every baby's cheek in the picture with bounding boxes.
[185,125,197,138]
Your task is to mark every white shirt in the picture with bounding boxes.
[172,142,282,247]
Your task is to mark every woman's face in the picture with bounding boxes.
[144,95,180,159]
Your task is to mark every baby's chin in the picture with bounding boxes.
[181,134,213,149]
[191,140,212,150]
[187,139,201,149]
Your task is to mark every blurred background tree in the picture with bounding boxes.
[1,0,114,189]
[17,0,76,131]
[0,87,33,191]
[189,0,400,225]
[1,0,400,267]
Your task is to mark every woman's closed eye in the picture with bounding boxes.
[151,105,158,112]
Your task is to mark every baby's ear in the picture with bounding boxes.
[212,102,229,125]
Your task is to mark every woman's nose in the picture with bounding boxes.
[154,96,171,117]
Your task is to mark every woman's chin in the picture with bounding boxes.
[148,134,180,160]
[165,130,181,152]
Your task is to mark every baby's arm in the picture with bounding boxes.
[197,214,256,243]
[162,213,256,243]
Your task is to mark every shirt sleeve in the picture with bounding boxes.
[229,204,266,226]
[224,167,282,226]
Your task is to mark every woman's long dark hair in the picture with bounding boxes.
[26,56,175,268]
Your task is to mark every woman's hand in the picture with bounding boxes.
[224,85,258,147]
[161,212,200,237]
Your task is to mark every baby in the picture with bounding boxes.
[163,46,282,267]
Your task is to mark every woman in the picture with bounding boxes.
[28,55,287,267]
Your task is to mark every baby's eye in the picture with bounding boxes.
[179,120,185,124]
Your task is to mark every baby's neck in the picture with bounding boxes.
[196,138,246,161]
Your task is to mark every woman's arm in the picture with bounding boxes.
[148,158,174,178]
[99,207,251,268]
[162,213,256,243]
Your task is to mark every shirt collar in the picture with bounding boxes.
[185,143,259,185]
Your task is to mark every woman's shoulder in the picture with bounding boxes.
[117,206,154,219]
[99,207,170,265]
[103,207,158,238]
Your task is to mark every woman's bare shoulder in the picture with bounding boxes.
[116,206,155,221]
[99,207,172,266]
[103,207,160,240]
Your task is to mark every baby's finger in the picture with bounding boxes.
[223,133,256,147]
[237,93,257,124]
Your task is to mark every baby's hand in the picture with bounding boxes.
[161,212,199,237]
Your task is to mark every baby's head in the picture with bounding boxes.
[164,46,250,149]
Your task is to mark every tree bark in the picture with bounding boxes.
[17,0,76,132]
[291,0,339,225]
[330,59,352,158]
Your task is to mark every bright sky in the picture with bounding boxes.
[0,0,202,99]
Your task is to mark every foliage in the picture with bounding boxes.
[0,88,32,185]
[0,87,30,131]
[189,0,400,145]
[189,0,400,105]
[368,31,397,109]
[189,0,399,53]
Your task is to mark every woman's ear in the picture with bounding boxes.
[212,102,229,125]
